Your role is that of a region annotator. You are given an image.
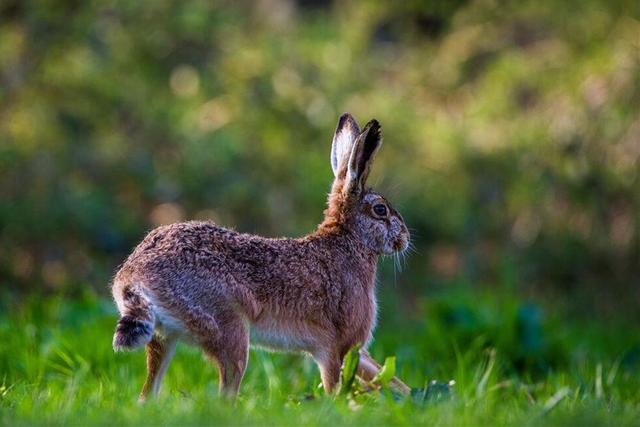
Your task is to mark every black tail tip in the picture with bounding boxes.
[113,316,153,351]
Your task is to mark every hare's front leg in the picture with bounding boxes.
[357,351,411,395]
[139,335,178,402]
[202,314,249,397]
[314,351,342,394]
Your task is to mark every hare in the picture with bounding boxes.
[111,113,411,400]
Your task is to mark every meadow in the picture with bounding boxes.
[1,284,639,426]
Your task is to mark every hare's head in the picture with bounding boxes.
[322,113,409,255]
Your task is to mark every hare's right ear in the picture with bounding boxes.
[331,113,360,178]
[343,119,382,196]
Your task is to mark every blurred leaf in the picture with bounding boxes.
[337,345,360,396]
[371,356,396,388]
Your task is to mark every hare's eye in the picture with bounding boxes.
[373,203,388,217]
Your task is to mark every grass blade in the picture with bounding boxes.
[338,346,360,396]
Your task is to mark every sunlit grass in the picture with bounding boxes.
[1,290,638,426]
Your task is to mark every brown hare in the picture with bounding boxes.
[111,113,411,400]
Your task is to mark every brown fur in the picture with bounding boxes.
[112,113,410,399]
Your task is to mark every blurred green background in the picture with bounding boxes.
[1,1,640,424]
[2,0,638,313]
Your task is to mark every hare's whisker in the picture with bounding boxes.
[407,242,420,255]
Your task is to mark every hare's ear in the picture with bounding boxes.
[331,113,360,178]
[344,119,382,195]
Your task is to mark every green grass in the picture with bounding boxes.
[1,290,639,426]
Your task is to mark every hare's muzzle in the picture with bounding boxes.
[393,235,409,252]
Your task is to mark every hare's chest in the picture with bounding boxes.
[343,288,378,348]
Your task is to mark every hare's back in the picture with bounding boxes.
[115,221,239,280]
[135,221,236,253]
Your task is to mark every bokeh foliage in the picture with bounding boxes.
[1,1,640,424]
[1,0,639,311]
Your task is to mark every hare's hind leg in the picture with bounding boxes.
[201,314,249,397]
[139,335,178,402]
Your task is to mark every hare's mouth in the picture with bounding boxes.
[393,236,409,252]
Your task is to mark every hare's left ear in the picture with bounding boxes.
[344,119,382,195]
[331,113,360,178]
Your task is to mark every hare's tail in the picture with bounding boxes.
[112,282,155,352]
